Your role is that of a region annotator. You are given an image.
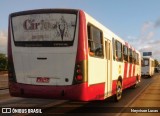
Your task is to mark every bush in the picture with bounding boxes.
[0,53,8,71]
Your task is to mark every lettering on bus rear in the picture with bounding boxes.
[36,77,50,83]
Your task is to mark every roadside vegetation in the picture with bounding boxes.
[0,53,8,71]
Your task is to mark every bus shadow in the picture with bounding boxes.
[141,76,152,79]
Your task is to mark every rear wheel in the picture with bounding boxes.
[132,76,139,89]
[114,80,122,102]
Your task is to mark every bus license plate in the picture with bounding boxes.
[36,77,50,83]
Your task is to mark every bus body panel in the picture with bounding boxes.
[88,57,106,85]
[12,52,77,85]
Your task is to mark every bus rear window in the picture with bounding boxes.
[11,13,77,47]
[142,59,149,66]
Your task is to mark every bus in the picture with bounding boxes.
[141,56,154,77]
[8,9,141,101]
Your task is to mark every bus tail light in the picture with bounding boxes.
[72,60,88,84]
[76,75,83,81]
[75,63,83,81]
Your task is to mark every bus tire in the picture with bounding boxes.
[114,80,122,102]
[132,76,139,89]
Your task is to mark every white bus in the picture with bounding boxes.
[142,56,155,77]
[8,9,141,101]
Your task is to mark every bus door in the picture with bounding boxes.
[105,39,112,97]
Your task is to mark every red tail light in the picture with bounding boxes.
[76,75,83,81]
[75,63,83,81]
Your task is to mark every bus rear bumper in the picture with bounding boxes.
[9,82,105,101]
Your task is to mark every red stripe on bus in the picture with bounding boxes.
[8,19,17,82]
[133,64,136,77]
[123,62,128,79]
[129,64,132,77]
[112,75,137,95]
[76,10,88,62]
[122,76,136,89]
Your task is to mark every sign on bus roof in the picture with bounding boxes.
[143,52,152,56]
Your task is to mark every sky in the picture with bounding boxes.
[0,0,160,61]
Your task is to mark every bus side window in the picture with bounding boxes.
[129,48,132,63]
[144,59,149,66]
[87,25,94,56]
[133,51,136,64]
[87,24,103,57]
[115,40,123,62]
[123,45,128,62]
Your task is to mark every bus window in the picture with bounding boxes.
[129,48,132,63]
[123,45,128,62]
[88,24,103,57]
[87,25,94,56]
[115,40,122,61]
[133,51,136,64]
[143,59,149,66]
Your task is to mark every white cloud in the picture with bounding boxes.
[148,40,160,45]
[127,19,160,61]
[141,21,153,33]
[146,31,155,40]
[155,17,160,28]
[140,22,155,41]
[139,45,152,52]
[0,30,7,54]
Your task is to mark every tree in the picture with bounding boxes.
[0,53,8,71]
[154,59,159,67]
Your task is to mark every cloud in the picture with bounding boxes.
[141,21,153,33]
[139,45,152,52]
[127,19,160,61]
[148,40,160,45]
[146,31,155,40]
[152,49,160,60]
[140,22,155,41]
[154,17,160,28]
[0,30,7,54]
